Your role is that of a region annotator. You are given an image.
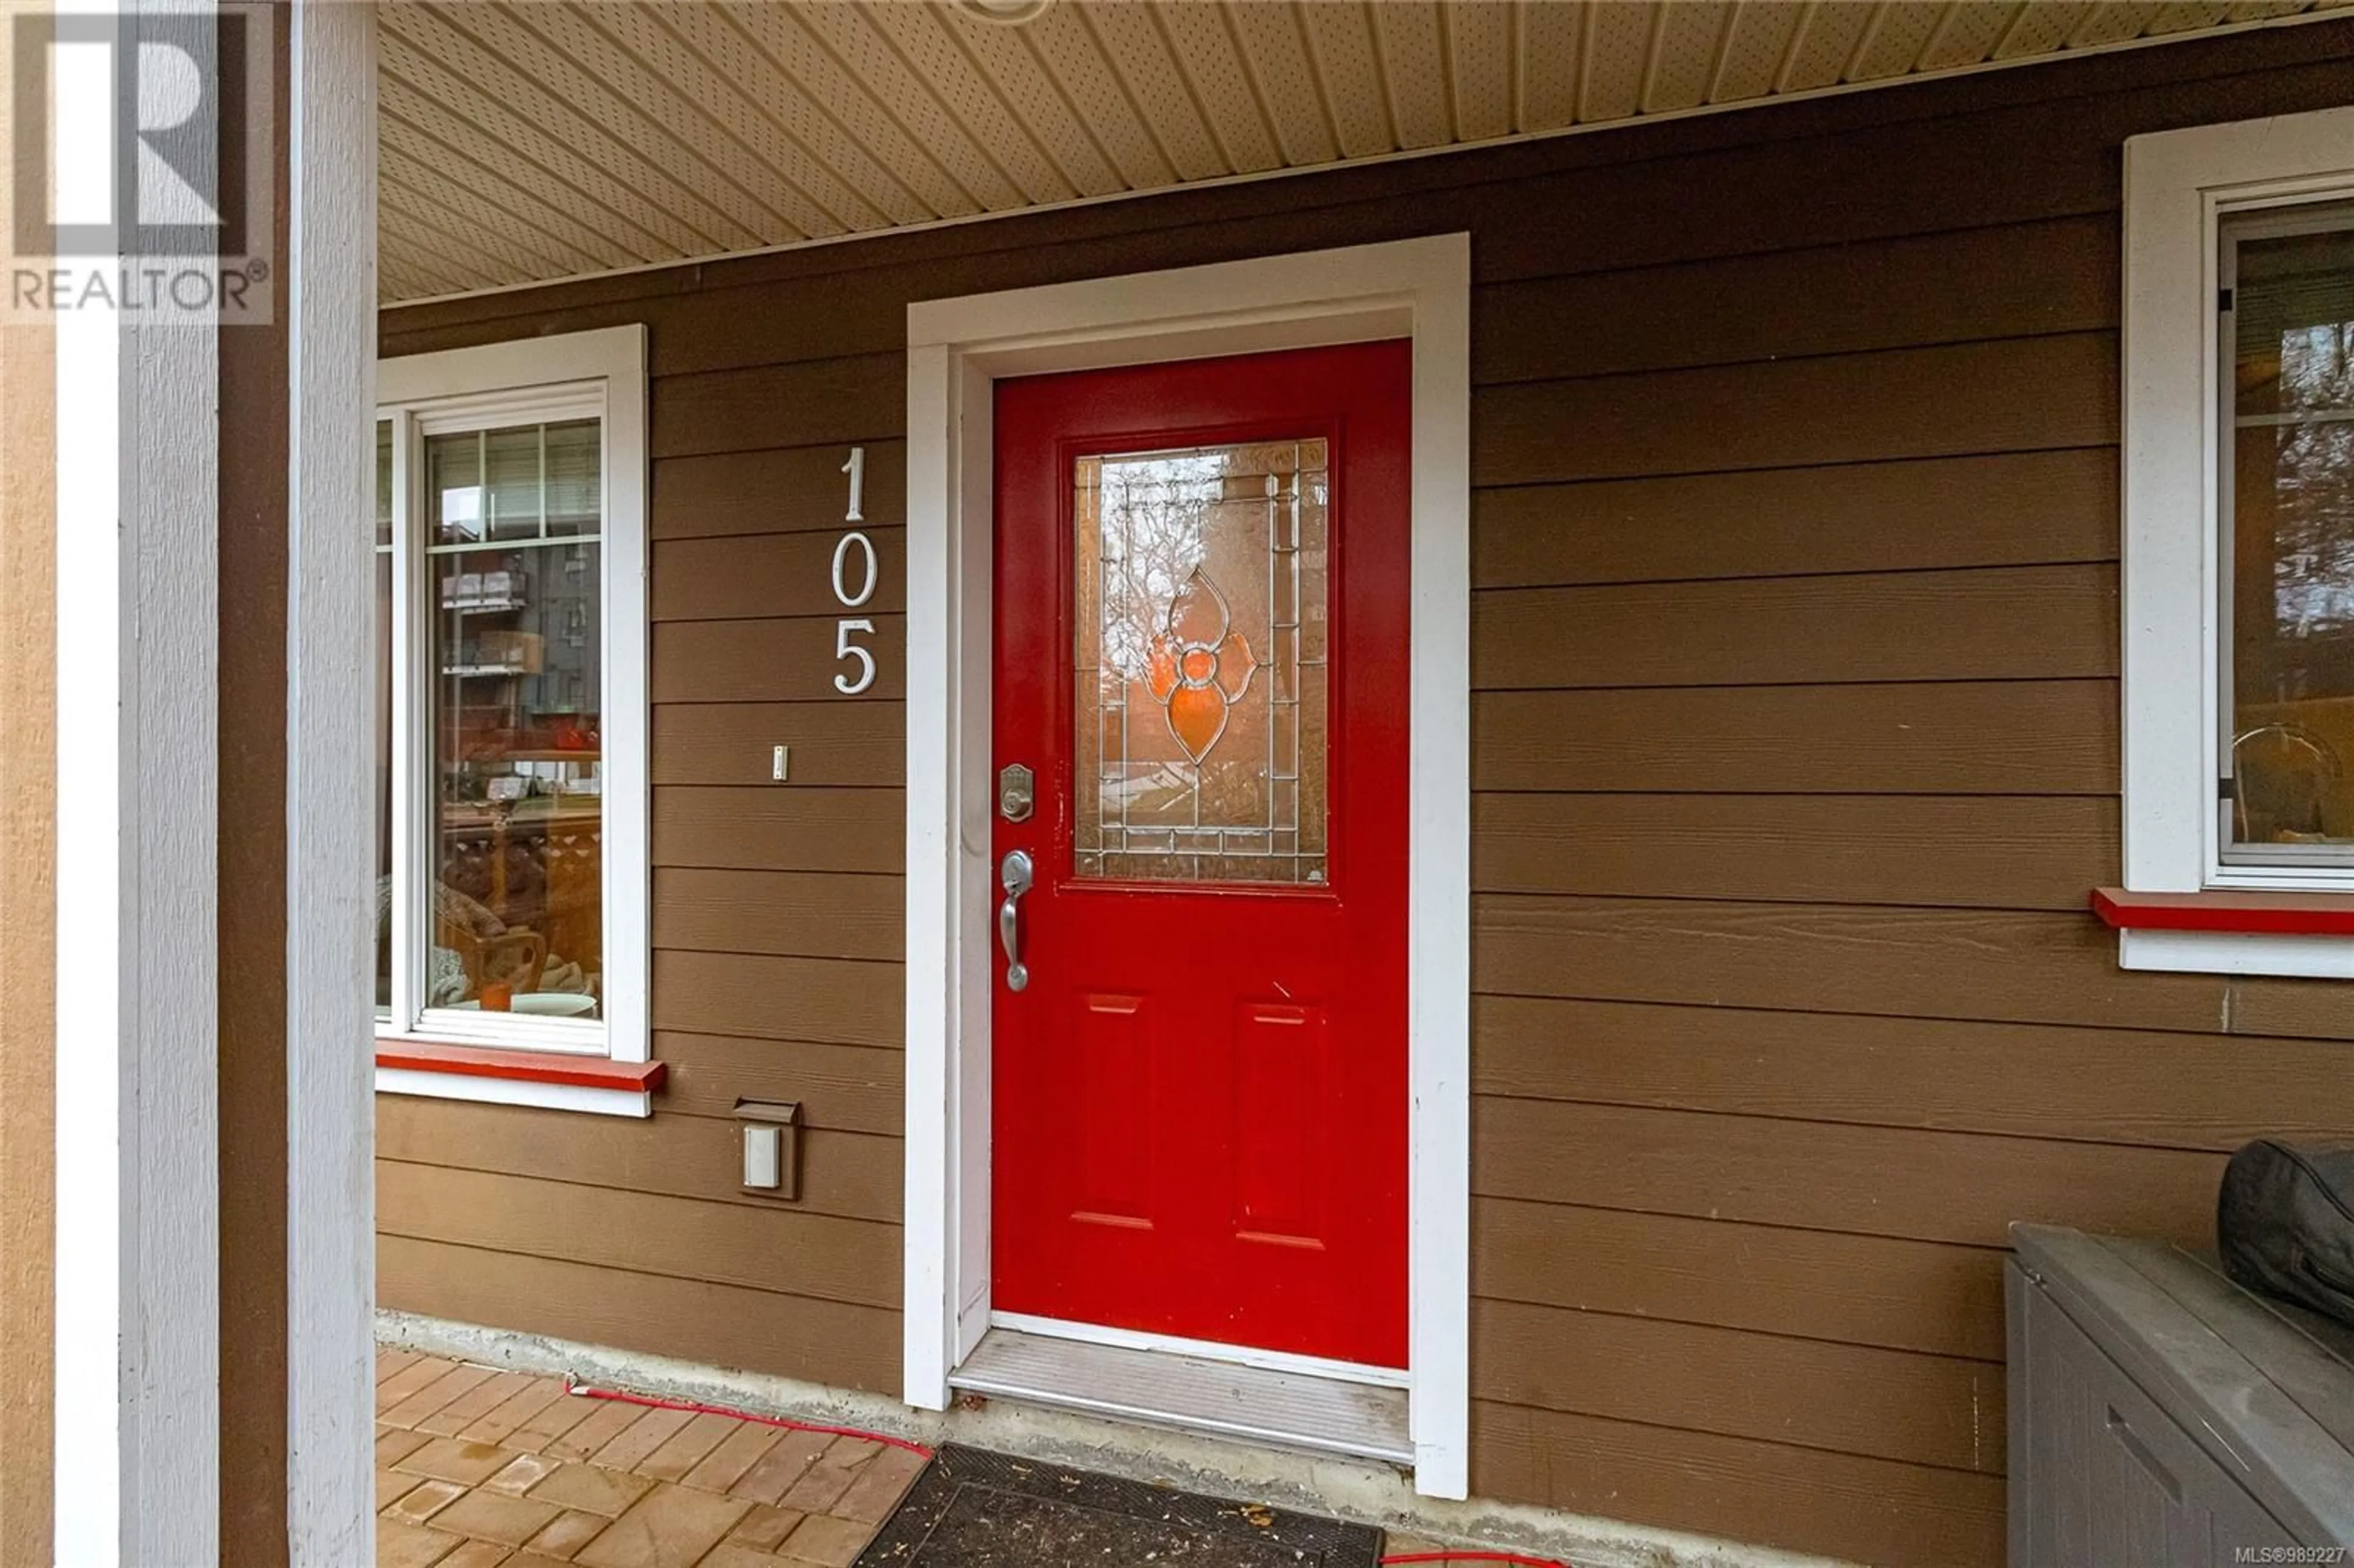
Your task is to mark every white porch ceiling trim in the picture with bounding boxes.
[377,0,2351,306]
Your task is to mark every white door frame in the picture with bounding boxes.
[900,234,1472,1499]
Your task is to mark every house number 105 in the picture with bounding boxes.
[834,447,878,695]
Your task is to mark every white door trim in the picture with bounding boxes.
[901,234,1472,1499]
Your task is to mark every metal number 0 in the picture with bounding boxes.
[831,531,877,609]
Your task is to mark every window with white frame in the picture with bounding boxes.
[374,327,649,1056]
[2220,205,2354,873]
[2120,106,2354,976]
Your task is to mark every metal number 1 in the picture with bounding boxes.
[840,446,865,523]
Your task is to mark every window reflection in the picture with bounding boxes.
[374,421,393,1017]
[2227,212,2354,862]
[422,421,605,1016]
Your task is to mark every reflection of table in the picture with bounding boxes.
[439,800,603,978]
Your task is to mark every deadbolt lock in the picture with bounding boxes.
[998,762,1034,823]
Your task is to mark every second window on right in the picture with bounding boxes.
[2223,204,2354,868]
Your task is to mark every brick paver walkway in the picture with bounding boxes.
[375,1350,927,1568]
[376,1347,1480,1568]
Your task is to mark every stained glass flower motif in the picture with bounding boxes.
[1073,438,1327,885]
[1145,566,1259,763]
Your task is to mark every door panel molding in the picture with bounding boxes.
[902,234,1472,1499]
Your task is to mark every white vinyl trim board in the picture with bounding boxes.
[2120,104,2354,976]
[901,234,1472,1499]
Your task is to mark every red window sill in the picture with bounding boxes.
[375,1037,667,1092]
[2090,887,2354,937]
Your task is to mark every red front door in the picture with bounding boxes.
[991,341,1411,1369]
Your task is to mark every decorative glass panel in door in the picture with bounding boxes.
[1073,441,1328,885]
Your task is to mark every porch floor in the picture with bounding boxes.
[375,1349,923,1568]
[373,1350,1468,1568]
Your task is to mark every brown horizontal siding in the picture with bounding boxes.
[1473,1297,2003,1474]
[1461,50,2353,286]
[1477,1098,2225,1250]
[1473,332,2116,488]
[652,1034,902,1133]
[651,951,902,1048]
[653,528,905,622]
[654,702,905,788]
[379,1236,900,1395]
[1458,98,2122,287]
[652,786,902,874]
[1472,1199,2008,1361]
[653,441,907,541]
[650,352,904,459]
[378,1160,899,1309]
[1473,680,2117,795]
[1478,993,2354,1144]
[1474,564,2117,690]
[1472,793,2116,909]
[1472,447,2118,588]
[653,869,902,962]
[1473,214,2119,384]
[652,616,909,703]
[377,1097,901,1225]
[1475,997,2354,1152]
[1472,1401,2005,1568]
[1472,893,2354,1040]
[376,25,2354,1567]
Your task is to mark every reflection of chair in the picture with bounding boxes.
[2232,722,2343,842]
[436,916,547,994]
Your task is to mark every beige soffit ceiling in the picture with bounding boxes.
[376,0,2350,304]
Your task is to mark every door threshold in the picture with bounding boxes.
[948,1325,1413,1467]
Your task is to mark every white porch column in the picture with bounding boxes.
[284,1,377,1561]
[49,1,376,1560]
[51,0,222,1559]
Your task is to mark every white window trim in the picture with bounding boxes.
[900,234,1472,1499]
[373,325,650,1111]
[2121,105,2354,978]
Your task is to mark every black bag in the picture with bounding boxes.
[2217,1139,2354,1331]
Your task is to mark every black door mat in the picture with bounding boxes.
[854,1444,1385,1567]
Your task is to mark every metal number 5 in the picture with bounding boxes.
[834,618,875,695]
